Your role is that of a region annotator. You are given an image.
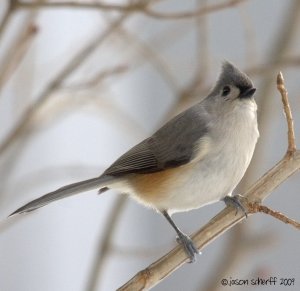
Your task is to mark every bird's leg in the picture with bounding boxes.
[162,210,199,263]
[223,194,247,218]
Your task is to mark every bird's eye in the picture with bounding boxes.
[222,86,231,96]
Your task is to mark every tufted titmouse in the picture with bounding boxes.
[10,62,259,262]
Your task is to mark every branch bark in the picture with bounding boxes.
[247,202,300,230]
[277,72,296,156]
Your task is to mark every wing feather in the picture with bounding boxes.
[104,106,209,176]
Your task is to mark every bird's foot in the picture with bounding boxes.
[176,233,200,263]
[224,194,247,218]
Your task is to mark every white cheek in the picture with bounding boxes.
[229,87,240,99]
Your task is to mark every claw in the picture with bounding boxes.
[176,233,200,263]
[224,194,247,218]
[162,210,200,263]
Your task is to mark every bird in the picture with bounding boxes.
[9,61,259,263]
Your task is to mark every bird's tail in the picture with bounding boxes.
[9,175,114,216]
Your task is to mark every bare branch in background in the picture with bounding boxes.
[114,26,180,94]
[144,0,247,20]
[0,23,38,91]
[0,0,17,42]
[277,72,296,156]
[246,56,300,76]
[15,0,149,13]
[62,64,128,90]
[86,195,128,291]
[15,0,247,20]
[0,14,128,155]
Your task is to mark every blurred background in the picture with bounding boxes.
[0,0,299,290]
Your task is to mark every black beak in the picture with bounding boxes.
[240,87,256,98]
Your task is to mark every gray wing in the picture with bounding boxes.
[104,106,209,176]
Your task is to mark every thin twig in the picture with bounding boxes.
[62,64,128,90]
[144,0,246,20]
[15,0,148,13]
[86,196,128,291]
[0,23,38,91]
[15,0,246,20]
[115,26,179,94]
[0,0,17,43]
[247,202,300,230]
[277,72,296,156]
[246,56,300,76]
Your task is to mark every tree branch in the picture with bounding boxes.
[62,64,128,90]
[15,0,247,20]
[15,0,148,13]
[117,73,300,290]
[0,0,17,43]
[0,22,38,91]
[144,0,246,20]
[277,72,296,156]
[247,202,300,230]
[86,196,128,291]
